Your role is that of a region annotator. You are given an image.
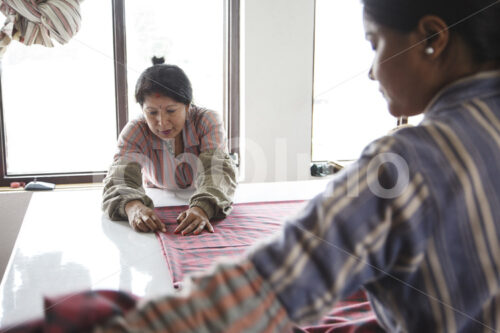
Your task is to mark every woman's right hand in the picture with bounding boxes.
[125,200,166,233]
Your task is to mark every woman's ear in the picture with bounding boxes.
[416,15,449,59]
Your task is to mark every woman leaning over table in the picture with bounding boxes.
[102,57,237,236]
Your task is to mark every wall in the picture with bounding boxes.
[241,0,315,183]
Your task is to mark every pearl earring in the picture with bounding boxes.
[425,47,435,55]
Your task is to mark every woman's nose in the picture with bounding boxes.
[368,67,375,81]
[158,112,169,126]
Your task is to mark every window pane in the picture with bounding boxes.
[408,114,424,125]
[125,0,225,119]
[313,0,399,161]
[1,1,116,175]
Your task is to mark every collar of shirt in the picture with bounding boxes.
[424,69,500,115]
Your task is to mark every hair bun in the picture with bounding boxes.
[152,56,165,65]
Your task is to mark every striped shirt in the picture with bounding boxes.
[102,105,236,220]
[0,0,81,54]
[98,71,500,332]
[116,105,226,190]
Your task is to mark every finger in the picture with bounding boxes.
[129,215,141,232]
[176,211,187,222]
[181,220,200,236]
[206,221,214,233]
[193,221,206,235]
[151,214,166,232]
[141,215,158,232]
[174,214,194,233]
[130,220,141,232]
[135,219,150,232]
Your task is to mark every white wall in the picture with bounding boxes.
[241,0,315,183]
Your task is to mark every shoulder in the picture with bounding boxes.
[122,116,148,132]
[357,126,424,173]
[357,124,441,190]
[118,116,151,141]
[189,105,223,129]
[363,124,433,157]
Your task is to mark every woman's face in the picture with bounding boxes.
[142,94,188,140]
[363,13,435,117]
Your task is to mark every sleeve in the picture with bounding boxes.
[96,260,293,332]
[189,149,237,219]
[102,160,154,220]
[248,136,437,324]
[102,121,155,220]
[189,110,238,219]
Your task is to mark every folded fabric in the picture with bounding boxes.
[0,290,138,332]
[155,200,306,287]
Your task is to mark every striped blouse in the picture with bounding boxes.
[98,71,500,332]
[116,105,226,190]
[0,0,81,52]
[102,105,237,220]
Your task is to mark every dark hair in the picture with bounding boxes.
[135,56,193,106]
[361,0,500,63]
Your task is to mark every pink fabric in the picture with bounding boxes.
[155,200,306,287]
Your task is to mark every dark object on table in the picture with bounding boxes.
[310,161,344,177]
[25,180,55,191]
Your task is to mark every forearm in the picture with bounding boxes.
[102,160,154,220]
[189,150,237,219]
[96,260,292,332]
[247,152,433,324]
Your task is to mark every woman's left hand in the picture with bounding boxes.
[175,206,214,236]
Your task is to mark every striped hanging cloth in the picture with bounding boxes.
[0,0,82,56]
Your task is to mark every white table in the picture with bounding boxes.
[0,179,331,327]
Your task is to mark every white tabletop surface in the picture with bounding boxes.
[0,179,331,327]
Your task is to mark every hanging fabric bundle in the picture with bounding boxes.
[0,0,82,57]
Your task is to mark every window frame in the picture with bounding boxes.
[310,0,404,166]
[227,0,240,160]
[0,0,240,187]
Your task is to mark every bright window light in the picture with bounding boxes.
[312,0,422,162]
[125,0,225,120]
[1,1,116,175]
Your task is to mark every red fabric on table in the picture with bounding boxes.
[155,200,307,287]
[0,290,138,333]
